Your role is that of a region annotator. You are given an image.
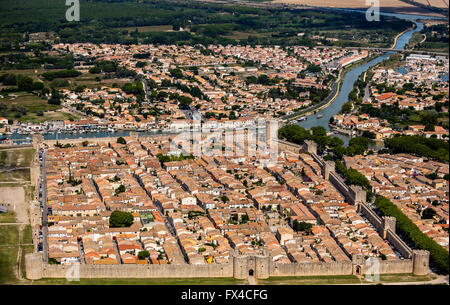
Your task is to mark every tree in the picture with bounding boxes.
[306,64,322,73]
[293,220,312,233]
[136,61,147,68]
[17,75,34,91]
[374,196,449,274]
[138,250,150,260]
[109,210,133,228]
[169,68,183,79]
[362,131,376,139]
[340,102,352,114]
[115,184,126,195]
[2,74,17,86]
[240,214,249,224]
[422,207,436,219]
[48,90,62,105]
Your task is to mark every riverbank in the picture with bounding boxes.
[391,25,416,49]
[284,52,380,124]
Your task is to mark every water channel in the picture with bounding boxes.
[296,10,446,146]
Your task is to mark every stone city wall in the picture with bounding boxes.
[41,261,234,279]
[271,261,353,277]
[386,229,413,259]
[359,202,383,232]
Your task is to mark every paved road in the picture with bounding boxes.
[248,276,257,285]
[41,149,48,262]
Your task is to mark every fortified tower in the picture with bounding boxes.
[302,140,317,155]
[232,250,271,279]
[32,134,43,150]
[323,161,335,180]
[412,250,430,276]
[382,216,396,239]
[351,253,365,275]
[349,185,366,208]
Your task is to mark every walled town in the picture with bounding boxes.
[42,134,408,266]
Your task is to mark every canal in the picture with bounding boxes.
[296,10,445,146]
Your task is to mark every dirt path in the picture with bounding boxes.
[16,225,23,281]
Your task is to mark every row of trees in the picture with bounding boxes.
[277,124,370,158]
[0,73,44,92]
[335,159,373,201]
[384,136,449,163]
[374,196,449,274]
[0,53,74,70]
[41,69,81,81]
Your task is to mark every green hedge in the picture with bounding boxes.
[374,196,449,274]
[41,69,81,81]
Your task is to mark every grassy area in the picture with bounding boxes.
[0,225,19,246]
[0,245,19,284]
[117,25,173,33]
[29,110,82,123]
[0,209,33,285]
[223,31,272,40]
[406,32,425,49]
[20,244,34,280]
[72,75,130,90]
[0,148,34,182]
[0,148,34,168]
[34,277,245,285]
[0,92,61,122]
[258,275,361,285]
[367,273,436,283]
[0,168,30,181]
[0,211,16,223]
[378,53,404,69]
[22,225,32,244]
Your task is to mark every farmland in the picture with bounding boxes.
[271,0,448,16]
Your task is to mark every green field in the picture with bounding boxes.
[118,25,173,33]
[0,225,19,245]
[0,245,19,284]
[258,275,361,285]
[0,148,34,182]
[0,148,34,168]
[373,273,436,283]
[0,220,33,284]
[33,277,246,285]
[0,92,62,122]
[258,273,437,285]
[0,211,16,223]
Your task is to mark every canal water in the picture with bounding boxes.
[296,11,445,146]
